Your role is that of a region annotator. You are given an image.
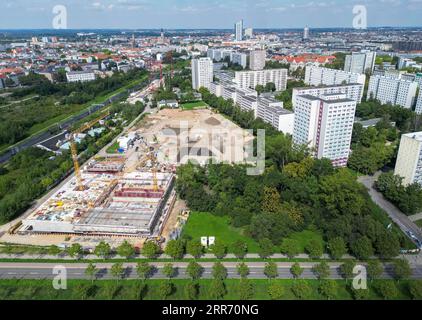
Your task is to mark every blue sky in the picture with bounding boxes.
[0,0,421,29]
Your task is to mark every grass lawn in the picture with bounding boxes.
[106,142,121,154]
[0,279,415,300]
[415,219,422,228]
[181,212,325,254]
[181,101,208,110]
[181,212,260,252]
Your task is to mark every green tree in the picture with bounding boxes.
[141,241,160,259]
[319,280,338,300]
[351,287,371,300]
[209,279,226,300]
[159,281,173,300]
[367,260,383,281]
[268,282,285,300]
[350,236,374,260]
[162,263,175,279]
[280,239,300,258]
[232,240,248,259]
[340,260,356,281]
[184,281,199,300]
[94,241,111,259]
[264,262,278,279]
[376,281,398,300]
[110,263,124,282]
[48,245,62,256]
[392,259,412,280]
[186,261,203,280]
[116,240,135,259]
[291,281,312,299]
[239,279,254,300]
[258,238,275,259]
[305,239,323,258]
[85,263,98,284]
[212,262,228,280]
[186,240,203,258]
[409,280,422,300]
[165,240,185,259]
[291,263,303,279]
[211,241,227,259]
[136,262,153,281]
[237,262,250,279]
[328,237,347,260]
[67,243,83,258]
[313,261,330,280]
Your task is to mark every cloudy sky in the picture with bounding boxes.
[0,0,421,29]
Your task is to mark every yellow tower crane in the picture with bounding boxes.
[70,112,110,191]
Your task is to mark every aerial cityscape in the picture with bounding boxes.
[1,0,422,306]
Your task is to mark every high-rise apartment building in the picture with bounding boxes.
[344,51,377,74]
[394,132,422,186]
[293,93,357,167]
[367,75,418,109]
[235,20,243,41]
[303,27,310,40]
[416,92,422,114]
[234,69,287,91]
[305,66,366,87]
[191,57,213,90]
[244,28,253,39]
[249,50,266,71]
[292,83,364,109]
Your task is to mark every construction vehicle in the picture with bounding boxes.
[70,112,110,191]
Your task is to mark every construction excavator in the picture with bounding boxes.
[70,111,110,191]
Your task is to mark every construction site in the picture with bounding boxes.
[4,108,253,247]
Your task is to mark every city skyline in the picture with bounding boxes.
[1,0,422,29]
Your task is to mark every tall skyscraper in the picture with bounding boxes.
[416,91,422,114]
[303,26,310,40]
[293,93,356,167]
[191,57,214,90]
[367,75,418,109]
[344,51,377,74]
[394,132,422,186]
[235,20,244,41]
[249,49,266,71]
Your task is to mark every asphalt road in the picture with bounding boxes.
[1,262,422,280]
[358,173,422,248]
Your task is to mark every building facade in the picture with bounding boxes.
[249,50,266,71]
[292,83,364,109]
[305,66,366,87]
[191,57,214,90]
[394,132,422,186]
[235,20,244,41]
[66,71,96,83]
[344,51,377,74]
[293,93,357,167]
[367,75,418,109]
[234,68,288,91]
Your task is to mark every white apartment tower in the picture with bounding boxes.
[292,83,364,109]
[249,50,266,71]
[191,57,214,90]
[293,93,357,167]
[234,69,287,91]
[416,92,422,115]
[303,26,310,40]
[344,51,377,74]
[235,20,244,41]
[367,75,418,109]
[394,132,422,186]
[305,66,366,87]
